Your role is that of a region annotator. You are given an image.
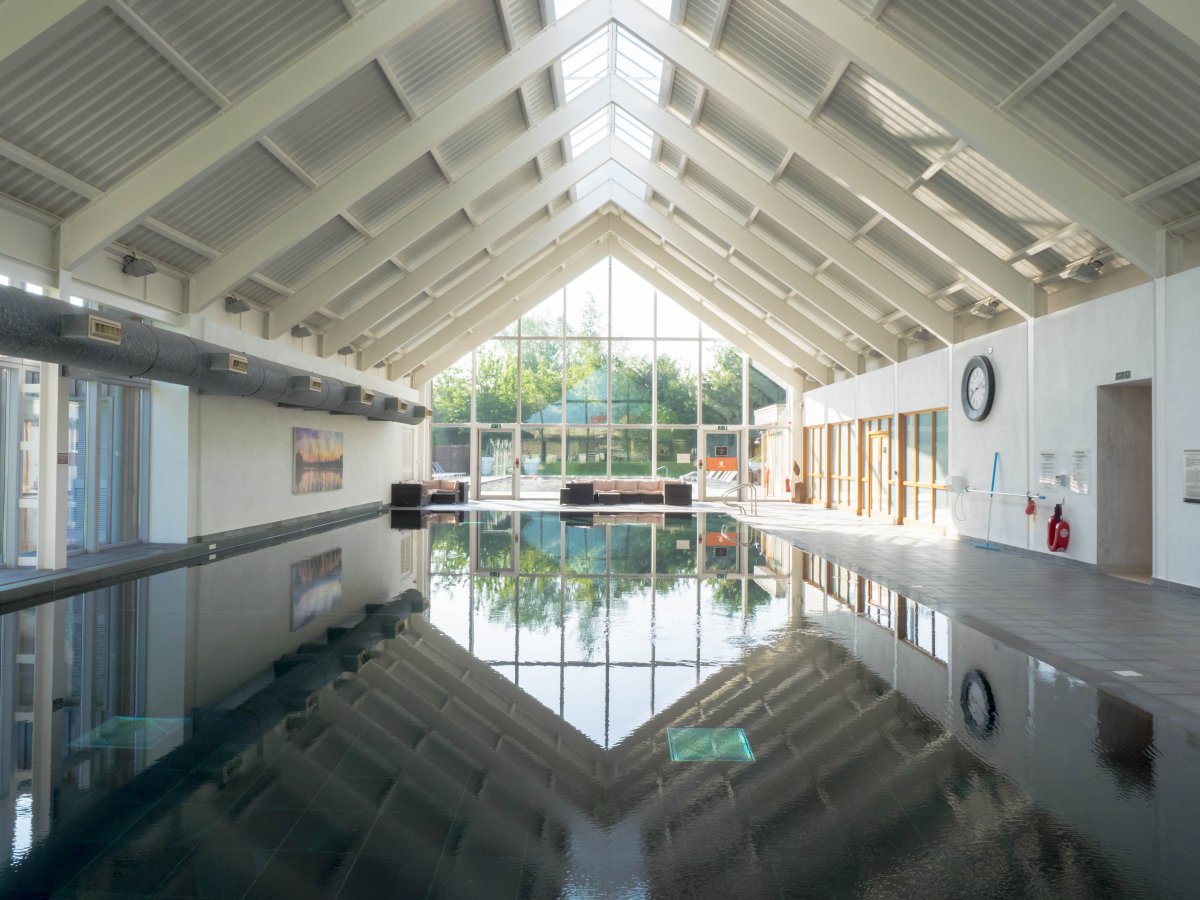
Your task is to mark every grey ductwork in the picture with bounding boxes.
[0,285,423,424]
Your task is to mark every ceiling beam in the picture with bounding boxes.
[397,218,616,378]
[608,185,860,372]
[781,0,1163,276]
[0,0,106,67]
[57,0,457,271]
[615,86,958,339]
[609,226,823,385]
[321,143,610,356]
[186,0,612,312]
[607,147,900,359]
[615,1,1036,317]
[267,79,611,339]
[1116,0,1200,53]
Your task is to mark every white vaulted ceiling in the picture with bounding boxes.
[0,0,1197,384]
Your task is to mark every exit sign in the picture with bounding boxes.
[1115,370,1131,381]
[489,423,502,428]
[716,425,729,431]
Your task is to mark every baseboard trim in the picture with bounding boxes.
[1151,577,1200,596]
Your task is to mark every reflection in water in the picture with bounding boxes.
[0,511,1196,898]
[294,467,343,493]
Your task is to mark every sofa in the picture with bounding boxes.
[558,478,692,506]
[391,479,467,507]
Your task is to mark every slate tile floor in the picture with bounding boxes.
[746,503,1200,725]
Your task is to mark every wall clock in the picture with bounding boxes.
[960,355,995,421]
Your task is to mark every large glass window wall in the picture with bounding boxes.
[430,259,792,498]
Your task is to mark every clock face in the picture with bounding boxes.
[960,355,995,421]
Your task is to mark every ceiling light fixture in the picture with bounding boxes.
[1061,258,1104,283]
[969,298,1003,319]
[121,254,157,277]
[290,324,312,338]
[224,295,251,314]
[337,345,355,356]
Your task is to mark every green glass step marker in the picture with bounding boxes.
[667,727,755,762]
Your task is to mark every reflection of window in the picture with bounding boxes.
[902,599,948,662]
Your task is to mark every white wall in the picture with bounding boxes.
[796,268,1200,589]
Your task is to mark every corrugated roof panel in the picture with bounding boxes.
[0,7,218,190]
[126,0,349,100]
[1011,13,1200,194]
[0,158,89,219]
[819,64,957,184]
[877,0,1107,106]
[911,179,1019,259]
[118,225,211,273]
[673,209,731,254]
[152,144,309,252]
[821,263,890,320]
[718,0,845,116]
[683,164,756,221]
[430,250,491,295]
[523,70,557,126]
[494,209,551,254]
[400,210,474,268]
[505,0,545,47]
[682,0,721,43]
[857,218,959,295]
[659,141,683,173]
[729,250,788,297]
[233,278,287,308]
[668,69,702,118]
[303,311,336,332]
[370,303,416,337]
[750,211,823,269]
[1150,179,1200,228]
[385,0,507,115]
[549,192,572,213]
[347,153,447,233]
[259,217,365,288]
[539,142,566,176]
[697,91,787,177]
[650,191,672,213]
[777,154,875,237]
[268,62,409,182]
[470,161,541,220]
[437,93,527,177]
[324,261,404,317]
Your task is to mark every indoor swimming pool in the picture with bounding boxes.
[0,509,1195,898]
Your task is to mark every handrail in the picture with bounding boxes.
[722,481,759,516]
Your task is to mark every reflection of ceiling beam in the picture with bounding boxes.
[608,148,900,360]
[615,1,1036,318]
[269,79,612,339]
[57,0,456,270]
[407,231,615,384]
[324,143,609,356]
[608,186,858,373]
[610,240,813,390]
[186,0,612,311]
[781,0,1162,276]
[613,96,957,342]
[366,197,614,369]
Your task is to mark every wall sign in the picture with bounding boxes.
[1039,452,1056,487]
[1070,450,1089,495]
[1185,450,1200,503]
[1115,370,1131,381]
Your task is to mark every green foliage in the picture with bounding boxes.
[476,342,518,423]
[432,360,470,423]
[521,339,563,424]
[702,344,744,425]
[655,352,698,423]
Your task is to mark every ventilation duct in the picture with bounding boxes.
[0,285,416,424]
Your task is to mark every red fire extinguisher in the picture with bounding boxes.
[1047,502,1070,552]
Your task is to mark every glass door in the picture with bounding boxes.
[866,431,891,520]
[700,430,739,503]
[478,429,515,499]
[17,375,39,566]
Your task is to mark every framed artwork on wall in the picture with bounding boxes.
[293,427,344,493]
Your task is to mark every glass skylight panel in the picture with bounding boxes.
[574,167,610,200]
[615,27,665,101]
[611,167,648,198]
[635,0,673,19]
[561,27,612,102]
[568,106,611,157]
[614,107,655,159]
[552,0,588,21]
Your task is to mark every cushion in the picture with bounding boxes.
[637,480,661,492]
[593,479,615,492]
[440,479,459,491]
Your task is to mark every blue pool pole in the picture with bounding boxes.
[976,451,1001,551]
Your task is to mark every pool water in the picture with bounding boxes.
[0,509,1195,898]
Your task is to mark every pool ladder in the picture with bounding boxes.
[722,481,759,517]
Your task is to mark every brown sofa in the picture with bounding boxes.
[391,479,467,507]
[560,478,692,506]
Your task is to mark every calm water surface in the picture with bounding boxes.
[0,509,1194,898]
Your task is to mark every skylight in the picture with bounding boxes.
[614,26,665,101]
[614,107,654,159]
[561,27,611,102]
[569,106,611,157]
[552,0,588,21]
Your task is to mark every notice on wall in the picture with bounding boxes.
[1070,450,1090,495]
[1039,452,1057,487]
[1185,450,1200,503]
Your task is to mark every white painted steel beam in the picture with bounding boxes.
[321,144,610,355]
[777,0,1163,276]
[607,146,900,360]
[185,0,612,312]
[615,85,957,340]
[397,218,615,377]
[609,230,820,386]
[614,1,1037,317]
[1117,0,1200,53]
[58,0,458,271]
[608,185,860,372]
[610,244,807,392]
[268,80,611,338]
